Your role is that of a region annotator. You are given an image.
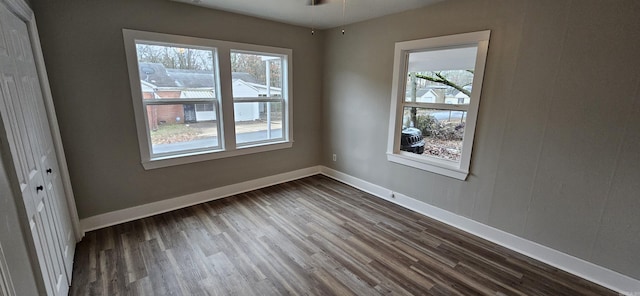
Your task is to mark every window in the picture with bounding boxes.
[123,30,292,169]
[387,31,490,180]
[231,51,285,146]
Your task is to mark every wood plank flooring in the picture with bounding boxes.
[70,175,616,295]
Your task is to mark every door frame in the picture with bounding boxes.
[1,0,82,241]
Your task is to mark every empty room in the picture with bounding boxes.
[0,0,639,295]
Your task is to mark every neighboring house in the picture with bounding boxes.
[416,89,438,103]
[139,62,177,86]
[141,80,187,130]
[232,79,282,122]
[405,88,444,103]
[181,89,216,121]
[232,79,261,122]
[139,63,279,127]
[444,91,471,104]
[453,91,471,104]
[445,85,472,104]
[407,86,472,105]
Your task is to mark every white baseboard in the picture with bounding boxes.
[319,166,640,295]
[80,166,322,232]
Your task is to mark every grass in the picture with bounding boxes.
[150,122,213,144]
[149,120,280,145]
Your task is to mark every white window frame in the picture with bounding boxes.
[123,29,293,170]
[387,30,490,180]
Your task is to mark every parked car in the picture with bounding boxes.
[400,127,425,154]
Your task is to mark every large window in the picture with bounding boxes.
[123,30,292,169]
[387,31,490,180]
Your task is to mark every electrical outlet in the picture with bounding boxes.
[332,154,337,162]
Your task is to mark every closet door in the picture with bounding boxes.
[24,39,75,282]
[0,2,72,296]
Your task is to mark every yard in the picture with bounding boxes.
[150,121,217,145]
[423,137,463,161]
[412,110,466,162]
[150,120,282,145]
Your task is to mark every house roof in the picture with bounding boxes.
[140,80,157,93]
[232,72,258,84]
[138,62,259,87]
[139,63,177,87]
[180,89,215,99]
[168,69,215,88]
[244,81,282,94]
[406,88,437,98]
[455,91,470,98]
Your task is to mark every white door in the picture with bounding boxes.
[25,48,76,282]
[0,2,73,296]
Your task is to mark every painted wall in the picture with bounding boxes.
[30,0,323,218]
[322,0,640,280]
[31,0,640,282]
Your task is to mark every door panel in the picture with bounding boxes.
[0,75,31,185]
[0,2,73,295]
[32,180,68,296]
[0,242,16,296]
[25,72,75,281]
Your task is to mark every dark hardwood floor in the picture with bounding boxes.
[70,175,616,295]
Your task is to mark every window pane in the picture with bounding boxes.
[135,42,216,100]
[404,46,477,105]
[235,101,283,145]
[230,51,283,98]
[401,107,466,162]
[147,104,219,155]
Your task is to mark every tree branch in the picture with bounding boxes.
[415,72,471,97]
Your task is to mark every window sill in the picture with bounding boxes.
[386,152,469,180]
[142,141,293,170]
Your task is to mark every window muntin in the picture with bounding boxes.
[388,31,490,180]
[123,30,293,169]
[231,51,286,146]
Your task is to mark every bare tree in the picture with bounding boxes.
[407,70,473,129]
[231,52,282,87]
[414,70,473,97]
[136,44,213,71]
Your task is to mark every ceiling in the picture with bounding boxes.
[172,0,444,29]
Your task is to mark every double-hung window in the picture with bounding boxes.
[123,30,292,169]
[231,51,286,146]
[387,31,490,180]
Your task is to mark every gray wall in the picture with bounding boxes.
[322,0,640,280]
[31,0,324,218]
[31,0,640,282]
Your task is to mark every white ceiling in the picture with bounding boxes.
[172,0,444,29]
